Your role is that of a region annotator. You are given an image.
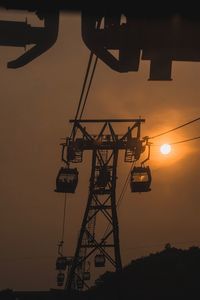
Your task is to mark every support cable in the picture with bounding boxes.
[149,117,200,140]
[102,139,151,239]
[58,193,67,256]
[69,19,101,140]
[171,135,200,145]
[79,55,98,120]
[61,193,67,243]
[152,135,200,146]
[103,161,135,239]
[70,52,94,139]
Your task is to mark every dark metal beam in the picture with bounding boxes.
[70,119,145,123]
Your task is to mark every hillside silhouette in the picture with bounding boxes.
[84,244,200,300]
[2,244,200,299]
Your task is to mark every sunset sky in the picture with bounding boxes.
[0,10,200,291]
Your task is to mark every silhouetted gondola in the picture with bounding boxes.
[56,256,68,270]
[83,271,91,281]
[55,167,78,193]
[130,166,151,192]
[95,254,106,267]
[57,272,65,286]
[77,279,83,289]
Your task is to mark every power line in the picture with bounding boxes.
[149,117,200,139]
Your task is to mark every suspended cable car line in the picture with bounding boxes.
[171,135,200,145]
[117,162,135,209]
[57,193,67,257]
[70,51,95,139]
[149,117,200,139]
[70,19,101,139]
[79,55,98,120]
[152,135,200,146]
[61,193,67,244]
[58,48,98,250]
[55,20,101,288]
[56,50,98,265]
[103,162,135,239]
[102,141,152,238]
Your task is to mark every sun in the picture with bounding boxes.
[160,144,171,155]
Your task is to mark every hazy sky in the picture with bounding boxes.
[0,10,200,291]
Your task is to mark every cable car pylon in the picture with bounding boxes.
[55,118,149,292]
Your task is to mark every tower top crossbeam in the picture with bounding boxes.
[69,118,145,123]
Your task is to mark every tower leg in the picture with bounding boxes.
[66,148,122,291]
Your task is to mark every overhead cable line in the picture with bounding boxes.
[57,193,67,256]
[149,117,200,139]
[70,52,96,139]
[70,19,101,139]
[73,52,94,122]
[79,55,98,120]
[171,135,200,145]
[103,162,134,239]
[61,193,67,243]
[152,135,200,146]
[57,22,100,262]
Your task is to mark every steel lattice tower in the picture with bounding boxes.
[61,119,146,291]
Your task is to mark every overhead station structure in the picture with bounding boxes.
[81,11,200,80]
[55,118,152,291]
[2,5,200,80]
[0,9,59,68]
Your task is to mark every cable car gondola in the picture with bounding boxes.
[56,256,68,270]
[83,271,91,281]
[94,254,106,267]
[77,279,83,289]
[57,272,65,286]
[130,166,152,193]
[55,167,78,193]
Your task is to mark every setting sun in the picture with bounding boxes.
[160,144,171,155]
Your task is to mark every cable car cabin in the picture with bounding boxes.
[55,167,78,193]
[56,256,68,270]
[95,254,106,267]
[130,166,152,193]
[57,272,65,286]
[77,279,83,289]
[83,272,91,281]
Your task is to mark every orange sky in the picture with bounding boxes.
[0,10,200,291]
